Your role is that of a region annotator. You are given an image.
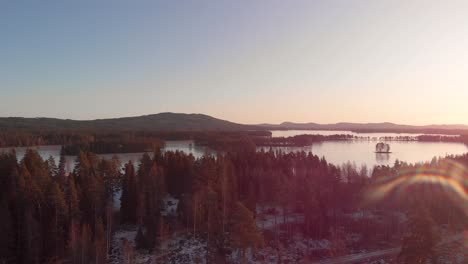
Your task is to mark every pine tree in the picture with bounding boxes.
[57,150,67,187]
[67,175,81,221]
[398,205,440,263]
[46,181,67,258]
[68,221,81,264]
[120,161,137,224]
[47,156,58,178]
[0,199,15,263]
[94,219,107,264]
[80,224,93,264]
[23,207,41,264]
[99,156,121,200]
[230,202,264,264]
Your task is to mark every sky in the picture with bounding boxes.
[1,0,468,125]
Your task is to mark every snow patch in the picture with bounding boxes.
[161,195,179,217]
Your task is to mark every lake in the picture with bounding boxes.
[258,141,468,169]
[264,130,468,168]
[1,136,467,171]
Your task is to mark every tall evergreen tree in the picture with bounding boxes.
[57,149,67,187]
[0,199,15,263]
[67,175,81,221]
[46,156,58,178]
[120,161,137,224]
[46,181,67,258]
[398,205,440,264]
[230,202,264,263]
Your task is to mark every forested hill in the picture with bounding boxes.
[0,112,258,131]
[2,112,468,135]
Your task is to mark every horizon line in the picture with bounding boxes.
[1,112,468,128]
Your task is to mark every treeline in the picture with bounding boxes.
[0,130,268,154]
[375,135,464,142]
[255,134,356,146]
[351,128,468,135]
[0,130,164,152]
[0,130,81,147]
[0,149,121,263]
[255,134,468,147]
[61,136,164,155]
[0,146,466,263]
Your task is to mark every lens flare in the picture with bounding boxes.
[365,159,468,217]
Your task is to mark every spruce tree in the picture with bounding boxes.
[398,205,440,263]
[120,161,137,224]
[230,202,264,263]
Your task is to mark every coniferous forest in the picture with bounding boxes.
[0,143,466,263]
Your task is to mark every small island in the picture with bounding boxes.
[375,142,391,153]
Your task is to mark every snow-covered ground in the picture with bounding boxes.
[256,205,305,230]
[110,226,464,264]
[110,204,462,264]
[156,234,207,263]
[247,237,331,263]
[110,226,207,264]
[109,226,138,264]
[256,213,305,230]
[110,226,333,263]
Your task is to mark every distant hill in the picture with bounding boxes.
[1,113,468,135]
[0,113,258,131]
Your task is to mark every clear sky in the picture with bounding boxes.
[1,0,467,125]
